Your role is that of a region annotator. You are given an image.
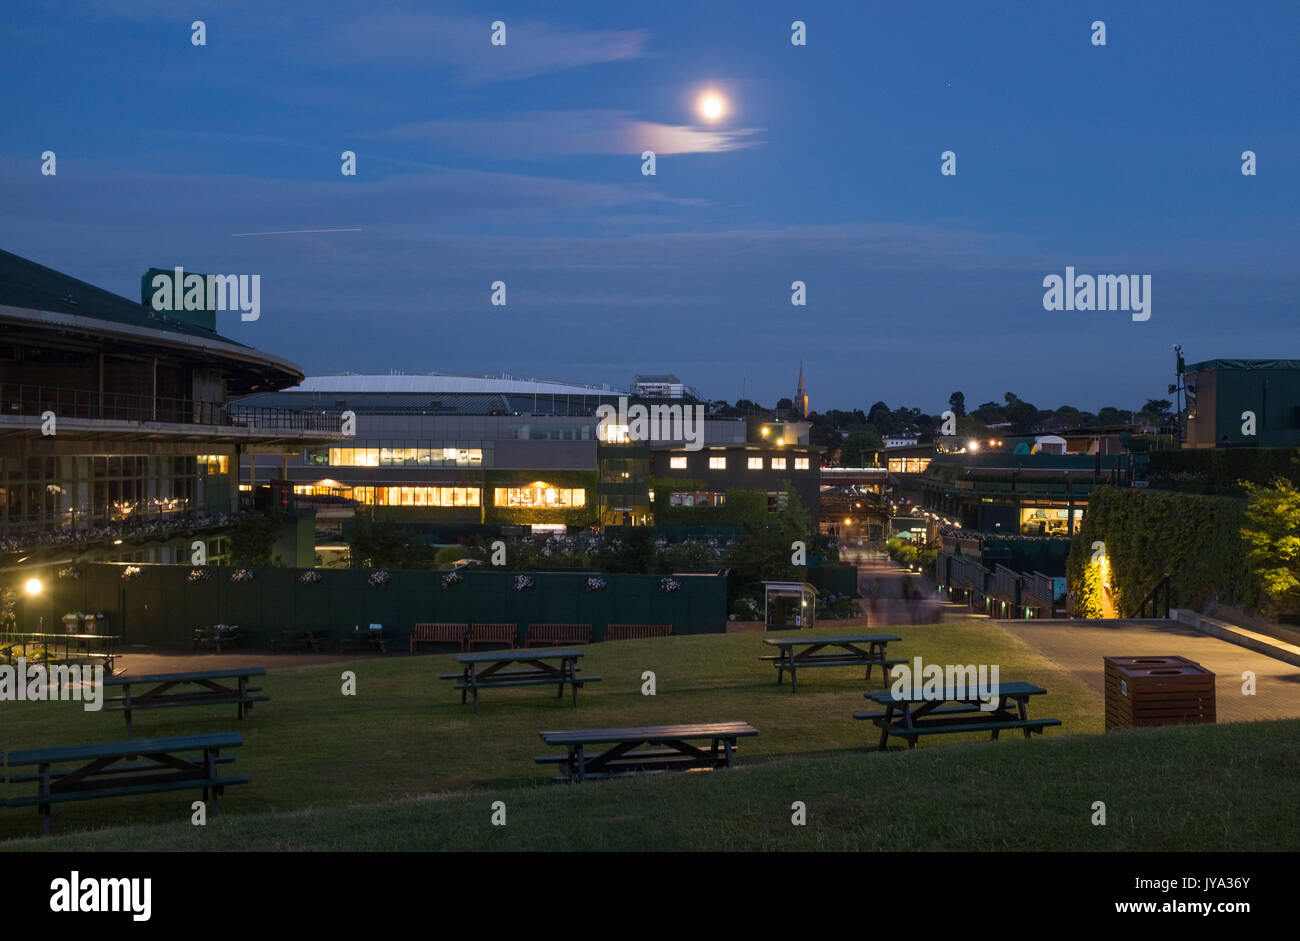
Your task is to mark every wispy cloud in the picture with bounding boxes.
[376,110,760,157]
[301,14,650,83]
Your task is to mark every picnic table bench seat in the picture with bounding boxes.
[762,634,903,692]
[5,733,247,835]
[525,624,592,647]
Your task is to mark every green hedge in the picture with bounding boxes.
[1067,486,1259,615]
[1147,448,1300,496]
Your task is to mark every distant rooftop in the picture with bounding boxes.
[286,373,617,397]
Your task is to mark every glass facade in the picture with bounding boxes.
[325,446,483,467]
[0,454,199,537]
[494,485,586,509]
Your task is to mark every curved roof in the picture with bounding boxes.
[288,374,616,397]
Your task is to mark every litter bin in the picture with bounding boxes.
[62,613,83,634]
[1104,656,1216,730]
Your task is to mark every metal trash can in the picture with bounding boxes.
[1104,656,1216,730]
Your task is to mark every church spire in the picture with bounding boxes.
[795,362,808,418]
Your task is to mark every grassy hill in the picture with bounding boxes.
[4,619,1297,850]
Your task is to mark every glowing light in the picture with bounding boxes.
[24,578,42,596]
[968,440,979,452]
[761,427,770,437]
[697,91,727,122]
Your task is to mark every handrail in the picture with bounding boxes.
[0,382,337,432]
[1129,572,1171,618]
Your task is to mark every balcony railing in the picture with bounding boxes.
[0,383,338,433]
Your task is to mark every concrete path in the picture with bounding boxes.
[997,618,1300,723]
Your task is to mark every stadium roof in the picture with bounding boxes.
[287,373,617,397]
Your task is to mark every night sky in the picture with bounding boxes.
[2,1,1296,413]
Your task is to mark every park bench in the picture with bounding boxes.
[468,623,518,651]
[761,634,903,692]
[525,624,592,647]
[192,625,240,652]
[440,649,599,712]
[271,630,321,653]
[605,624,673,641]
[410,622,469,653]
[102,668,268,736]
[861,682,1061,749]
[5,732,247,835]
[536,722,759,782]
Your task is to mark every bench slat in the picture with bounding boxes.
[884,718,1061,736]
[7,732,243,766]
[7,775,250,807]
[540,722,757,745]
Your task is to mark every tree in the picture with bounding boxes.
[948,391,966,418]
[229,510,281,567]
[1005,398,1041,434]
[1241,477,1300,617]
[841,429,883,466]
[348,519,427,569]
[1142,399,1173,419]
[972,401,1005,424]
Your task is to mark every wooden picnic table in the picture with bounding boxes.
[338,628,388,654]
[0,632,120,673]
[191,625,240,652]
[537,721,759,781]
[102,668,268,736]
[859,681,1061,750]
[761,633,902,693]
[5,732,247,835]
[440,649,600,713]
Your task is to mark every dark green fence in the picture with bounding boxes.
[10,564,728,649]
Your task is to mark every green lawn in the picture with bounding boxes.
[3,619,1297,851]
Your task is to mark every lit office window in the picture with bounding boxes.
[494,485,586,508]
[708,457,726,470]
[196,454,229,474]
[794,457,810,470]
[669,456,688,469]
[747,457,763,470]
[770,457,787,470]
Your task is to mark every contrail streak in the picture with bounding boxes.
[231,228,362,237]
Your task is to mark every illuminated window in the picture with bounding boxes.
[747,457,763,470]
[494,484,586,508]
[770,457,787,470]
[602,424,632,444]
[794,457,810,470]
[708,457,726,470]
[196,454,229,474]
[669,456,688,469]
[345,486,479,507]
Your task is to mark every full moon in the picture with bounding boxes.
[697,91,727,122]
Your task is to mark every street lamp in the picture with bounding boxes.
[24,577,42,596]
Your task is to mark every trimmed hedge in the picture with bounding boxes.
[1067,486,1259,615]
[1147,448,1300,496]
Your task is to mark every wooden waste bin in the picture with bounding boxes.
[1103,656,1216,730]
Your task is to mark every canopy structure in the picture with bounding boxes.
[761,580,818,630]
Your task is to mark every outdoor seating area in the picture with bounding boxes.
[440,649,601,713]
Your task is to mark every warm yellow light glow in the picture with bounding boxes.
[968,440,979,452]
[24,578,42,596]
[776,438,784,446]
[697,91,727,122]
[761,427,770,437]
[843,518,852,526]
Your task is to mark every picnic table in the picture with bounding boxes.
[761,634,902,693]
[536,722,759,782]
[858,681,1061,750]
[338,628,388,654]
[440,649,600,713]
[191,625,240,652]
[103,668,268,735]
[0,632,120,673]
[4,732,247,835]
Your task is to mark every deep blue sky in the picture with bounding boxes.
[2,1,1296,415]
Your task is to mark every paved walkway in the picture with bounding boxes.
[997,618,1300,723]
